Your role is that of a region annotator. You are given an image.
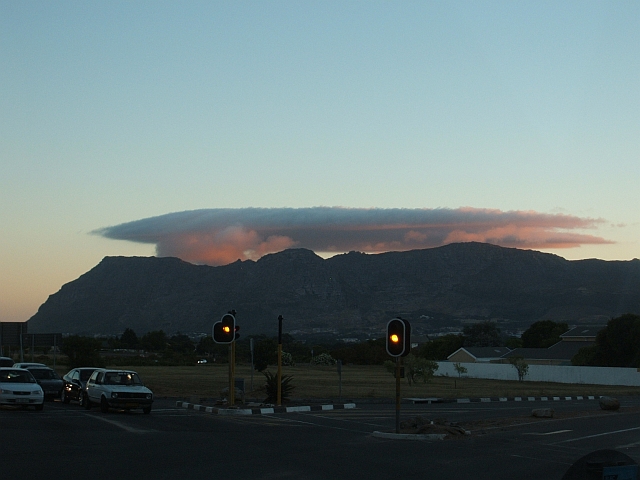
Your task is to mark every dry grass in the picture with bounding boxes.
[114,363,640,402]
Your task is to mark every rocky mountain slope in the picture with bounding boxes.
[27,242,640,338]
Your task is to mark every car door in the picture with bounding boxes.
[87,371,105,403]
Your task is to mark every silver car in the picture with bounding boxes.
[0,368,45,410]
[84,369,153,414]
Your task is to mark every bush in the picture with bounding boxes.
[311,353,336,366]
[383,354,438,385]
[262,370,295,403]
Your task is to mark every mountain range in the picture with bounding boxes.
[27,242,640,340]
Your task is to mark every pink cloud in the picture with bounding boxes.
[95,207,613,265]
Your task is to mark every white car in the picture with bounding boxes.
[0,367,45,410]
[84,369,153,414]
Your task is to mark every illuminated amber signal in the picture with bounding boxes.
[386,318,411,357]
[213,313,236,344]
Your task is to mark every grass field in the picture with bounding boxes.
[115,363,640,403]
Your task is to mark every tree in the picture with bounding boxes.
[454,362,467,378]
[463,322,502,347]
[253,337,278,372]
[61,335,104,369]
[416,334,464,360]
[521,320,569,348]
[120,328,139,349]
[509,356,529,381]
[168,333,194,354]
[585,314,640,367]
[140,330,168,352]
[384,354,438,386]
[330,338,387,365]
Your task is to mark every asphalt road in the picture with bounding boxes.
[2,396,639,480]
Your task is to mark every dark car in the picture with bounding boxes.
[0,357,14,367]
[61,367,99,405]
[26,367,63,400]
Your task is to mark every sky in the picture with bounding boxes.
[1,1,639,324]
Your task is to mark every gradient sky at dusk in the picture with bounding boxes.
[1,1,638,323]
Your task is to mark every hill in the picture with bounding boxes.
[27,242,640,339]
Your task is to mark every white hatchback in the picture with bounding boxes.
[84,369,153,414]
[0,368,45,410]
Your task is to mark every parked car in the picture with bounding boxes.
[12,362,47,369]
[25,366,63,400]
[61,367,99,405]
[0,367,44,410]
[0,357,14,367]
[84,369,153,414]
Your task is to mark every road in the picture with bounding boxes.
[2,396,639,479]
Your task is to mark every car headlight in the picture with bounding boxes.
[33,389,43,395]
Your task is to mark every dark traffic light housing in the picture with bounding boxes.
[213,313,236,344]
[386,318,411,357]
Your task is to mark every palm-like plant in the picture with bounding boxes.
[262,370,295,403]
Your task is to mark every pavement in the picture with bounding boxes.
[176,393,601,416]
[176,399,357,415]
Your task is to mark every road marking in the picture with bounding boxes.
[511,454,572,466]
[84,413,156,433]
[553,426,640,444]
[299,412,386,428]
[617,440,640,449]
[525,430,572,436]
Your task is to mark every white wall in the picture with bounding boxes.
[437,361,640,386]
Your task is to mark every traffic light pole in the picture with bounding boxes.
[395,357,401,434]
[277,315,283,406]
[229,341,235,406]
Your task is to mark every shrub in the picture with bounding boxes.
[311,353,336,366]
[262,370,295,403]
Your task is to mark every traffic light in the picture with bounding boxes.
[213,313,236,344]
[386,318,411,357]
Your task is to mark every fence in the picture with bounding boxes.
[437,361,640,386]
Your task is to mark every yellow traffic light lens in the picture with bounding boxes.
[390,334,399,343]
[223,326,230,333]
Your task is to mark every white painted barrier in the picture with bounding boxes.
[437,361,640,386]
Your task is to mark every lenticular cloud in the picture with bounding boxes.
[93,207,611,265]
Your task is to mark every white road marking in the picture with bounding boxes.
[525,430,572,436]
[553,426,640,444]
[84,413,156,433]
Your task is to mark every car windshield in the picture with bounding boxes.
[104,372,142,386]
[0,370,36,383]
[80,369,96,381]
[29,369,60,380]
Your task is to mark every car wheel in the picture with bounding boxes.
[143,406,151,414]
[78,391,84,407]
[35,402,44,411]
[61,389,70,404]
[100,396,109,413]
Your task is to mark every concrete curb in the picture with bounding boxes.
[176,401,357,415]
[371,431,447,441]
[405,395,600,404]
